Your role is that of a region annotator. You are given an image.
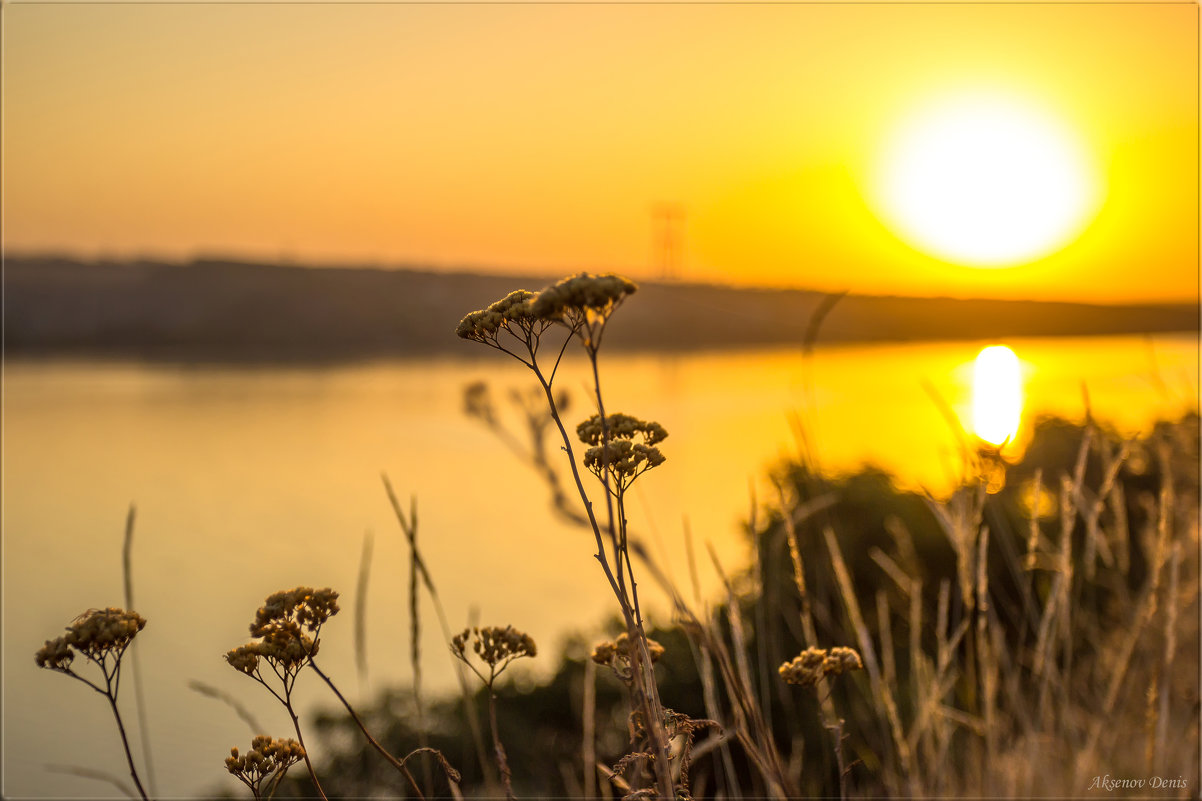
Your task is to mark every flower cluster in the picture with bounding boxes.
[250,587,339,636]
[456,290,544,346]
[577,413,668,447]
[35,607,147,672]
[778,646,863,688]
[591,631,666,678]
[452,625,537,681]
[529,273,637,325]
[531,273,637,351]
[225,626,318,676]
[226,735,305,799]
[457,273,638,357]
[577,413,668,492]
[227,587,338,679]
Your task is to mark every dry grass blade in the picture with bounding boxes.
[919,376,972,484]
[1154,541,1182,774]
[976,524,997,770]
[381,473,497,794]
[354,530,373,690]
[1025,468,1043,570]
[187,679,265,734]
[1080,440,1128,577]
[121,503,156,797]
[684,517,702,607]
[775,483,842,737]
[583,654,597,800]
[823,526,912,789]
[597,762,633,796]
[877,591,897,697]
[401,747,464,784]
[46,763,136,799]
[682,630,741,800]
[707,543,758,720]
[869,547,914,600]
[681,576,787,798]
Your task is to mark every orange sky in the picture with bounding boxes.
[3,3,1197,302]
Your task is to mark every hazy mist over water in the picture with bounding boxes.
[4,336,1197,798]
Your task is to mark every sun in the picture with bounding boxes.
[872,91,1100,267]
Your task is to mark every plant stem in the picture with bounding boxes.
[530,361,627,607]
[528,333,673,798]
[587,351,675,801]
[487,685,516,801]
[314,662,470,800]
[283,698,327,801]
[104,690,150,801]
[827,718,847,801]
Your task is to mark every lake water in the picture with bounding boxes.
[4,334,1197,799]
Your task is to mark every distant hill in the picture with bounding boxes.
[4,256,1198,361]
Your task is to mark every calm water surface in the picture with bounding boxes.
[4,335,1196,798]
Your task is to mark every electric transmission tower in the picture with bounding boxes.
[652,203,685,281]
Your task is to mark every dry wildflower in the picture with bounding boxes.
[35,636,75,671]
[456,289,559,362]
[226,589,341,801]
[225,644,262,676]
[36,608,147,673]
[530,273,637,322]
[34,607,151,801]
[529,273,637,350]
[228,587,336,678]
[577,413,668,447]
[453,625,537,680]
[577,414,668,492]
[226,735,305,799]
[823,646,863,677]
[779,645,863,687]
[592,632,666,680]
[452,626,537,801]
[251,587,339,636]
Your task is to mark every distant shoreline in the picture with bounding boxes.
[5,256,1198,362]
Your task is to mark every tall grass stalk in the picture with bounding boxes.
[383,473,498,794]
[121,505,157,798]
[354,530,373,691]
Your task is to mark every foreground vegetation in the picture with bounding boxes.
[270,413,1198,799]
[35,273,1199,798]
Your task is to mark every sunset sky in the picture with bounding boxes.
[3,2,1197,302]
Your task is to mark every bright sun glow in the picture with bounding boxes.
[972,345,1023,445]
[875,92,1099,267]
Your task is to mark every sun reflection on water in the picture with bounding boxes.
[972,344,1024,446]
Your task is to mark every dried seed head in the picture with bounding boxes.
[576,413,667,447]
[36,607,146,670]
[779,647,829,687]
[451,628,471,656]
[34,637,75,670]
[228,588,334,681]
[251,587,339,636]
[591,632,665,670]
[451,625,537,682]
[823,646,863,676]
[456,290,542,343]
[779,645,863,687]
[529,273,637,322]
[225,644,262,675]
[472,625,537,667]
[577,414,668,491]
[225,734,305,792]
